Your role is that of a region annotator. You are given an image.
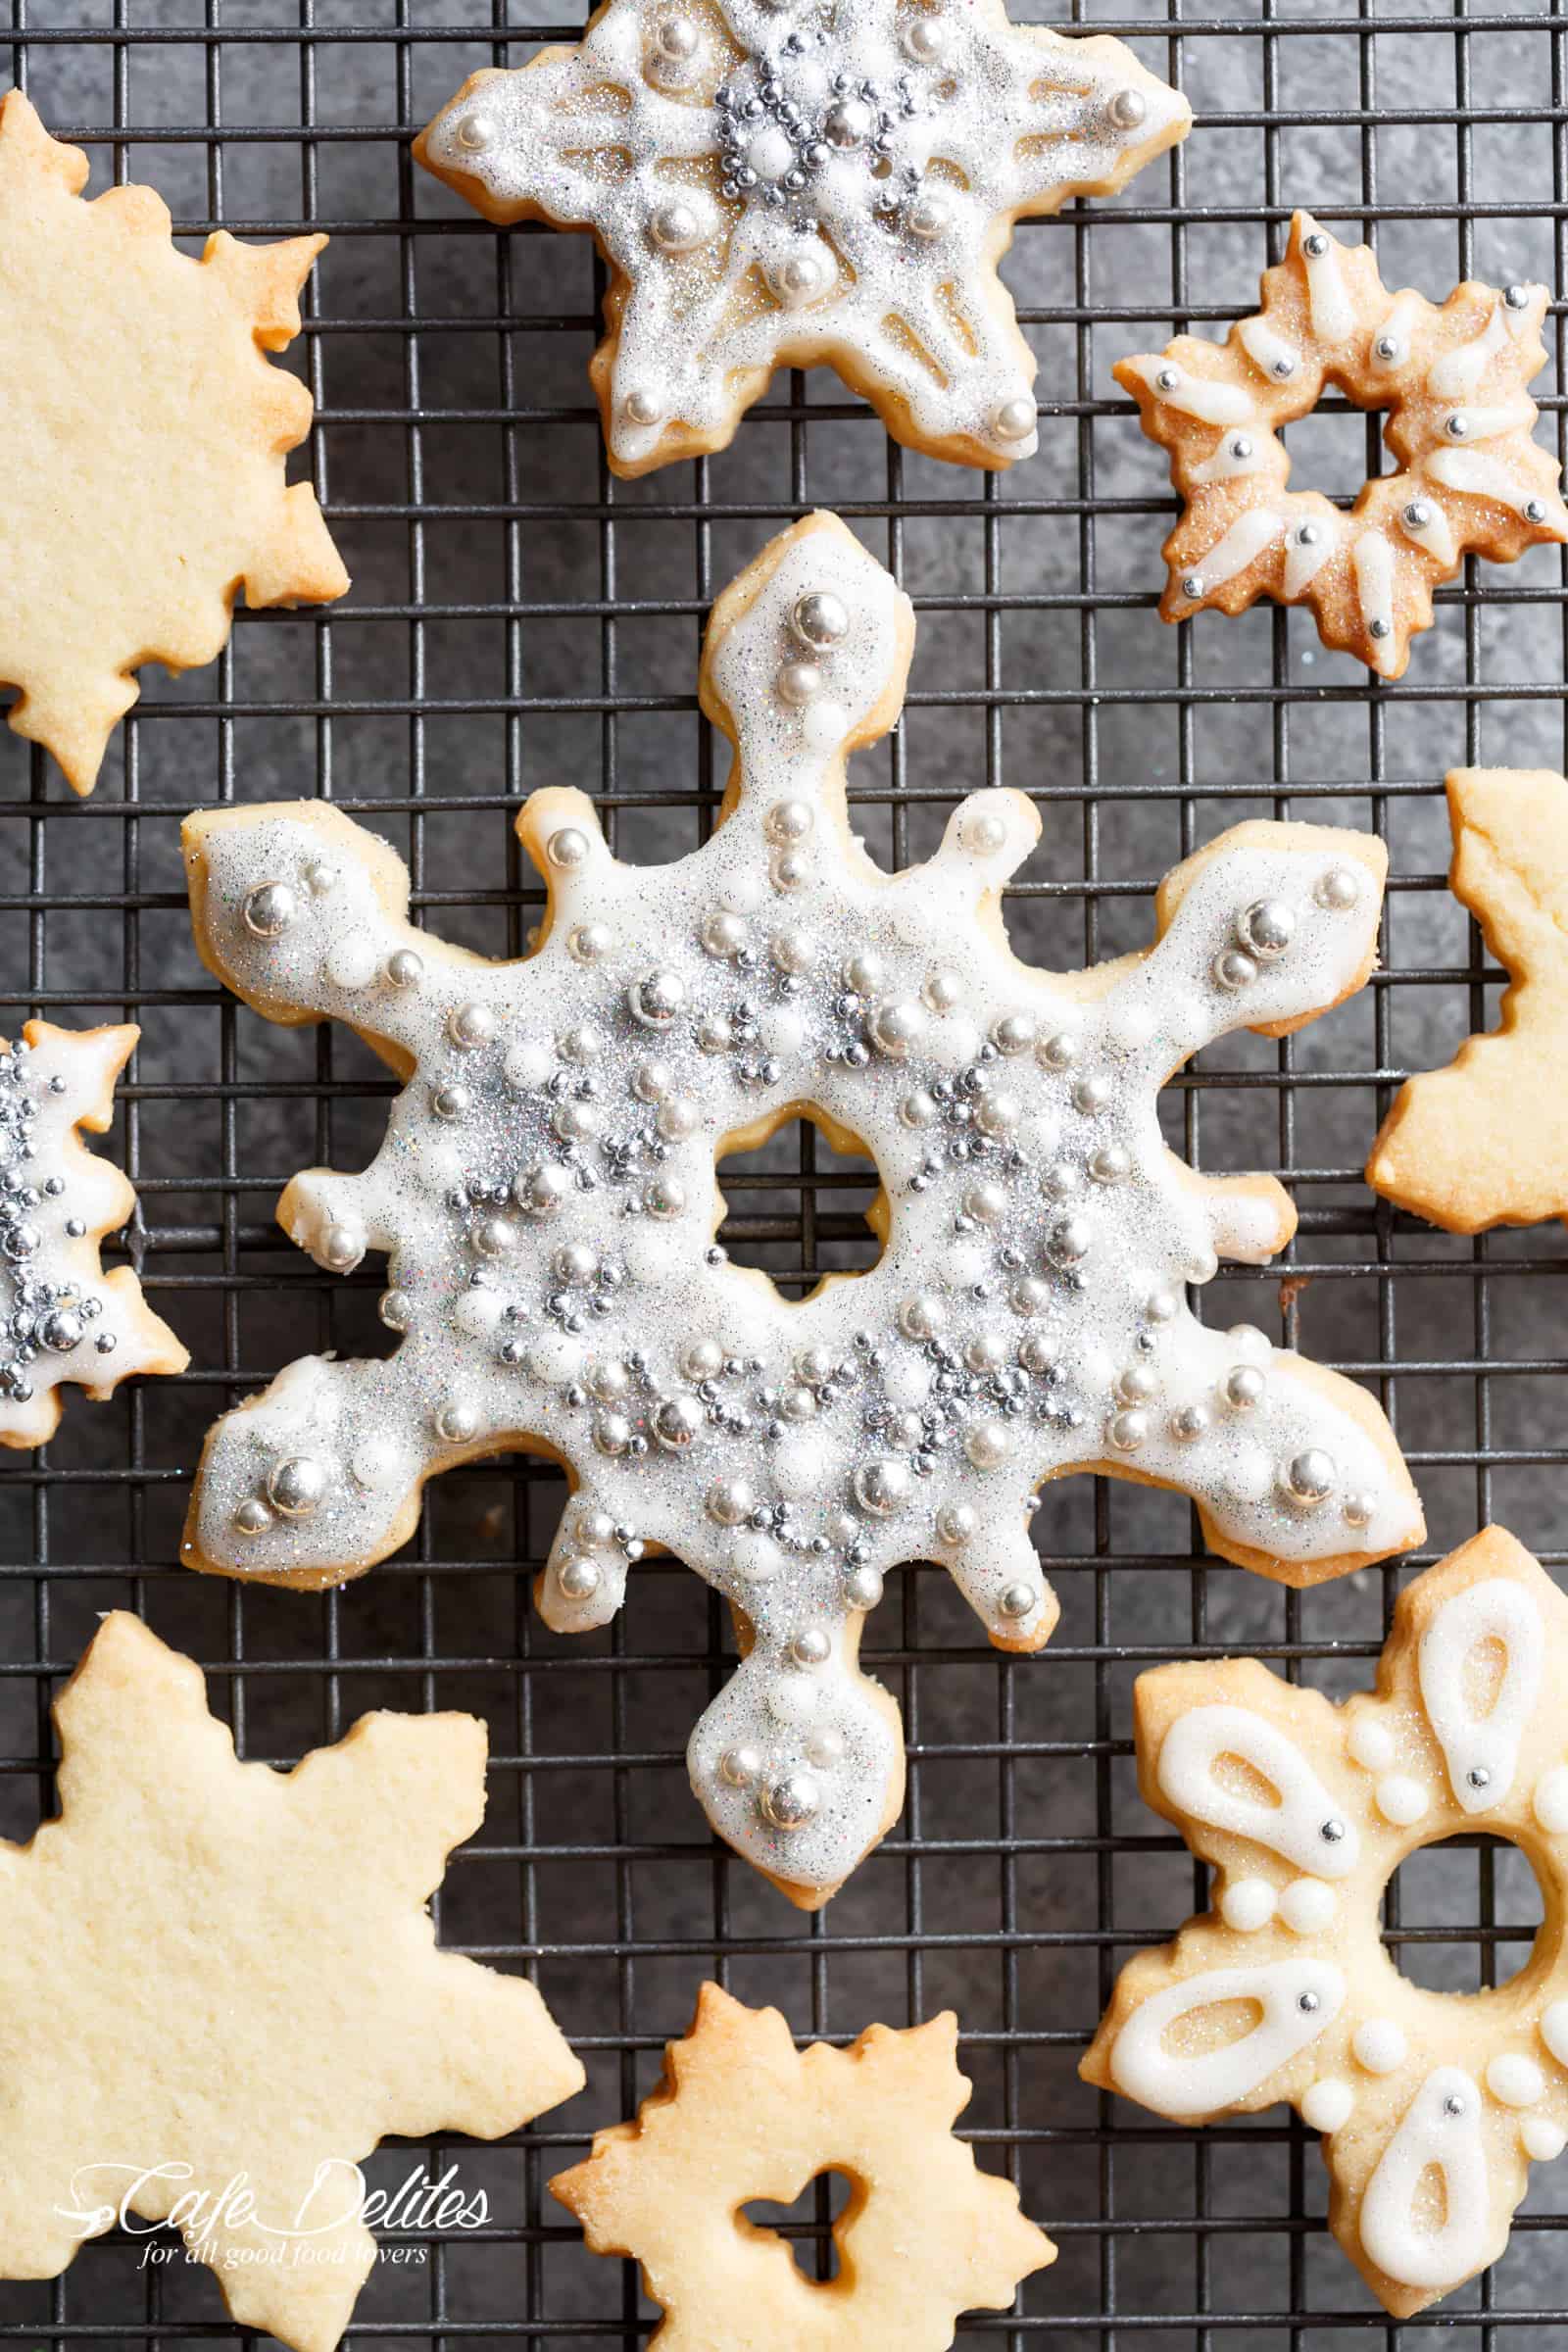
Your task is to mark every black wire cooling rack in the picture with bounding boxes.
[5,0,1568,2343]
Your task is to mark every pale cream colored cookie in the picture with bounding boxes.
[1367,766,1568,1232]
[551,1982,1054,2349]
[415,0,1190,476]
[1117,213,1568,677]
[0,1020,187,1446]
[0,1612,584,2352]
[0,90,348,794]
[1082,1527,1568,2319]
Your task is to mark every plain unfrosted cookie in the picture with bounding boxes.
[0,89,348,794]
[177,512,1420,1909]
[550,1982,1054,2349]
[0,1020,186,1446]
[1081,1527,1568,2318]
[0,1611,584,2352]
[415,0,1190,474]
[1367,767,1568,1232]
[1116,212,1568,677]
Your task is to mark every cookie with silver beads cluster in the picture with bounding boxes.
[0,1022,187,1446]
[178,510,1422,1907]
[415,0,1191,473]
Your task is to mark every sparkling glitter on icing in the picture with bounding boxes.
[415,0,1191,474]
[1117,211,1568,676]
[0,1022,185,1446]
[180,510,1420,1908]
[1084,1528,1568,2319]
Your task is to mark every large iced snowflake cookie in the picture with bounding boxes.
[0,1612,584,2352]
[0,91,348,795]
[1117,212,1568,676]
[415,0,1191,474]
[179,510,1421,1907]
[1368,767,1568,1233]
[552,1983,1054,2348]
[0,1020,186,1446]
[1083,1528,1568,2318]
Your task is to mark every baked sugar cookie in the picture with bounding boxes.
[1117,213,1568,676]
[0,90,348,794]
[178,511,1421,1908]
[416,0,1191,474]
[551,1982,1054,2348]
[0,1020,186,1446]
[1083,1527,1568,2318]
[0,1611,583,2352]
[1367,767,1568,1232]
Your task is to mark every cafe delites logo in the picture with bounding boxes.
[54,2159,490,2273]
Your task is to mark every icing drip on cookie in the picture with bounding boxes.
[178,512,1420,1907]
[1082,1528,1568,2319]
[1117,213,1568,677]
[416,0,1191,473]
[0,1023,185,1446]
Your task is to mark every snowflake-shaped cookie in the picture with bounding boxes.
[0,91,348,795]
[1117,212,1568,676]
[178,510,1422,1908]
[552,1983,1054,2347]
[415,0,1191,474]
[0,1020,186,1446]
[0,1611,584,2352]
[1083,1528,1568,2317]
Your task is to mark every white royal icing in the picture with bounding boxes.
[1347,1715,1395,1772]
[1353,2018,1407,2075]
[1360,2068,1492,2290]
[181,514,1419,1903]
[1418,1576,1543,1811]
[1109,1957,1346,2116]
[420,0,1191,469]
[1523,2118,1567,2162]
[1540,2000,1568,2069]
[1375,1773,1429,1828]
[1534,1765,1568,1834]
[1486,2053,1544,2109]
[1157,1705,1361,1876]
[1219,1876,1276,1932]
[1279,1877,1337,1935]
[1301,2077,1354,2133]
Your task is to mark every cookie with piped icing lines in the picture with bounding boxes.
[1116,212,1568,676]
[1368,767,1568,1233]
[1082,1527,1568,2318]
[178,510,1420,1911]
[415,0,1191,475]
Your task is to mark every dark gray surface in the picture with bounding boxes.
[2,0,1568,2341]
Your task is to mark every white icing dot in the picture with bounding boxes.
[1487,2053,1544,2108]
[773,1437,828,1496]
[1348,1717,1396,1772]
[1279,1878,1337,1935]
[526,1334,582,1385]
[1300,2078,1354,2133]
[324,930,379,990]
[1353,2019,1408,2075]
[1535,1766,1568,1834]
[349,1439,400,1490]
[504,1040,553,1091]
[1543,2001,1568,2069]
[1219,1877,1277,1933]
[1522,2117,1567,2162]
[1376,1774,1429,1827]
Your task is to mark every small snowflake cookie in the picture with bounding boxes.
[1082,1527,1568,2317]
[551,1982,1054,2348]
[0,91,348,795]
[414,0,1191,474]
[1116,212,1568,676]
[0,1611,584,2352]
[0,1020,186,1446]
[1368,766,1568,1234]
[178,510,1421,1908]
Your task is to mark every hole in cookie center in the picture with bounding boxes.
[1383,1834,1545,1996]
[741,2168,854,2282]
[716,1113,883,1299]
[1282,398,1401,507]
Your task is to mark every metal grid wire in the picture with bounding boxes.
[3,0,1568,2342]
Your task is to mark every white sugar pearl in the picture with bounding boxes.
[1376,1775,1429,1827]
[1352,2020,1406,2075]
[1300,2080,1353,2133]
[1219,1877,1275,1932]
[1348,1717,1396,1772]
[1278,1879,1337,1935]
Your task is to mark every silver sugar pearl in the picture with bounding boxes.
[268,1455,327,1518]
[242,882,297,940]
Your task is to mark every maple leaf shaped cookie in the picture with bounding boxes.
[0,90,349,795]
[1366,767,1568,1233]
[552,1982,1054,2348]
[0,1612,584,2352]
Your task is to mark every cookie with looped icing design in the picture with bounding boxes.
[177,510,1422,1909]
[415,0,1190,474]
[1116,211,1568,676]
[551,1982,1054,2349]
[0,91,348,795]
[1083,1527,1568,2318]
